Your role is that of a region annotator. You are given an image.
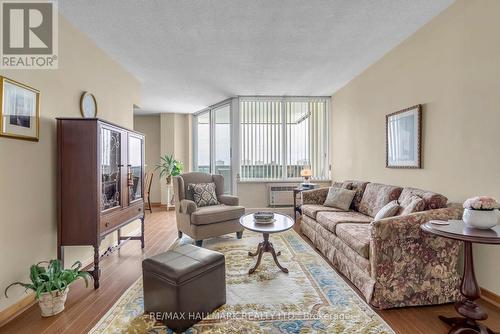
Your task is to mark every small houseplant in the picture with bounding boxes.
[154,154,184,184]
[5,260,91,317]
[463,196,500,229]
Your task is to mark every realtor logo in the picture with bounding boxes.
[1,0,58,69]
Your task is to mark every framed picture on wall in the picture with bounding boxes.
[386,104,422,168]
[0,76,40,141]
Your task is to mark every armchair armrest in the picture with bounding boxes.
[369,204,463,308]
[180,199,197,214]
[218,195,239,206]
[301,187,329,205]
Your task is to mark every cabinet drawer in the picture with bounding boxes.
[100,203,143,235]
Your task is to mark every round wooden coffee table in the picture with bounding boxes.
[239,213,294,274]
[421,220,500,334]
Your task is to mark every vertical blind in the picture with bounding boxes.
[240,97,329,180]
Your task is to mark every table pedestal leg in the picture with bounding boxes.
[439,241,495,334]
[248,233,289,274]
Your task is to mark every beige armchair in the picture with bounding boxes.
[173,172,245,246]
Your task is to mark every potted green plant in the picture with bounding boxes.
[4,259,91,317]
[154,154,184,184]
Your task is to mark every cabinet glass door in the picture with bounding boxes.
[128,134,143,203]
[101,127,122,211]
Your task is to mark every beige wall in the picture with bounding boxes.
[160,113,192,204]
[238,182,331,208]
[134,115,161,203]
[331,0,500,294]
[0,16,140,311]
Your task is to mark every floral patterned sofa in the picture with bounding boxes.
[300,181,463,309]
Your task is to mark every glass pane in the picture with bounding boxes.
[101,128,121,211]
[195,112,210,173]
[214,104,231,193]
[128,135,143,202]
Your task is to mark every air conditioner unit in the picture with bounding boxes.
[268,184,297,207]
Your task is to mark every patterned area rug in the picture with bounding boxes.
[89,230,394,334]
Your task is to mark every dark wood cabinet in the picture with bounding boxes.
[57,118,145,288]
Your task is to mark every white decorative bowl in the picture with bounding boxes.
[253,211,274,222]
[463,208,498,229]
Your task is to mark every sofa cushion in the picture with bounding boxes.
[316,211,372,234]
[191,204,245,225]
[344,180,369,211]
[336,223,372,259]
[301,204,343,219]
[323,187,356,210]
[374,200,400,220]
[399,195,425,215]
[398,187,448,210]
[358,183,403,217]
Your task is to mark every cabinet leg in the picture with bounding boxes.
[92,245,100,289]
[117,229,121,247]
[140,216,145,249]
[58,245,65,268]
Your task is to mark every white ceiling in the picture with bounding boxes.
[59,0,453,114]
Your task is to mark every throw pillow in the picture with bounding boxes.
[323,187,356,211]
[374,200,400,220]
[188,182,219,207]
[399,195,425,215]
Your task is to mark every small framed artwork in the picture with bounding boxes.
[0,76,40,141]
[386,104,422,168]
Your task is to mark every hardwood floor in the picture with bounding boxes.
[1,210,499,334]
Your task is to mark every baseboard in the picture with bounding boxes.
[150,202,162,207]
[0,293,36,328]
[481,287,500,308]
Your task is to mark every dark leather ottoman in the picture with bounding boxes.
[142,244,226,333]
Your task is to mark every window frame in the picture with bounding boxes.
[237,96,330,182]
[193,96,331,188]
[192,98,234,193]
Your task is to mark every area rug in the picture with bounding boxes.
[89,230,394,334]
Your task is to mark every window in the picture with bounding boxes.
[239,97,329,181]
[193,101,233,193]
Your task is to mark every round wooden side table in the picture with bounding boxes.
[240,213,294,274]
[421,220,500,334]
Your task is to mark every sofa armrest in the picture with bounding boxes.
[302,187,329,205]
[218,195,239,206]
[371,204,463,241]
[369,204,463,308]
[180,199,197,214]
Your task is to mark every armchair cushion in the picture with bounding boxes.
[188,182,219,207]
[191,204,245,226]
